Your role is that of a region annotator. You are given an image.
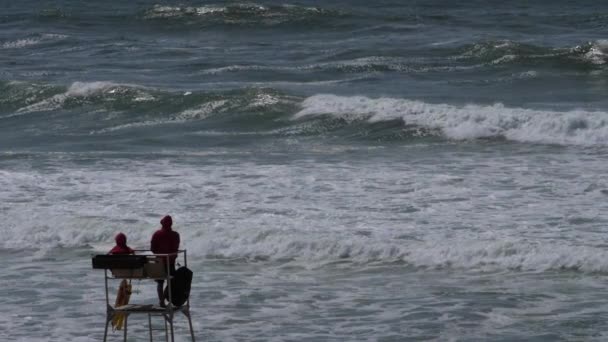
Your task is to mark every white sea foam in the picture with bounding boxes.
[145,5,226,18]
[248,93,281,108]
[3,152,608,274]
[5,210,608,273]
[175,100,228,120]
[65,81,119,96]
[2,38,41,49]
[583,39,608,65]
[295,94,608,146]
[180,213,608,272]
[3,134,608,339]
[1,33,67,49]
[144,3,327,20]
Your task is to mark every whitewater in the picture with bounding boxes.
[3,0,608,341]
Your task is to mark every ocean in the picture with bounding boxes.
[2,0,608,341]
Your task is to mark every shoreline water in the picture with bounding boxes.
[4,248,608,341]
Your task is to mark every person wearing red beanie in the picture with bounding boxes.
[109,232,134,255]
[151,215,180,307]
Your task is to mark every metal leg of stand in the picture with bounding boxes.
[164,314,169,342]
[186,310,196,342]
[169,314,175,342]
[148,313,153,342]
[123,314,128,342]
[104,270,110,342]
[103,315,110,342]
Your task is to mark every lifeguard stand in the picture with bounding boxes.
[92,250,196,342]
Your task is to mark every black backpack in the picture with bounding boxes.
[164,266,193,307]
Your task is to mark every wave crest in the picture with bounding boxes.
[197,231,608,272]
[1,33,67,49]
[4,81,608,147]
[578,39,608,65]
[455,39,608,68]
[142,3,342,26]
[4,213,607,273]
[296,94,608,146]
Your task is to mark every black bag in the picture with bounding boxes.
[164,266,193,307]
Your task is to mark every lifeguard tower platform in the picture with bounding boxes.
[92,250,195,342]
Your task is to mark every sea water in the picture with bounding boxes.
[2,1,608,341]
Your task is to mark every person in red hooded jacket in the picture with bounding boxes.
[109,232,134,255]
[151,215,180,307]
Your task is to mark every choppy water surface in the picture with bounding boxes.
[2,0,608,341]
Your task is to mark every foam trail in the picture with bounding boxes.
[1,33,67,49]
[296,94,608,146]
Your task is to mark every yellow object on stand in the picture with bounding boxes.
[111,279,132,331]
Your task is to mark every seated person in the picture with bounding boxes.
[109,232,135,255]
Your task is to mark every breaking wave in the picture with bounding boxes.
[199,40,608,77]
[2,81,608,147]
[0,81,300,130]
[454,39,608,68]
[296,94,608,146]
[579,39,608,65]
[1,33,67,49]
[196,231,608,273]
[142,3,345,26]
[4,212,608,273]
